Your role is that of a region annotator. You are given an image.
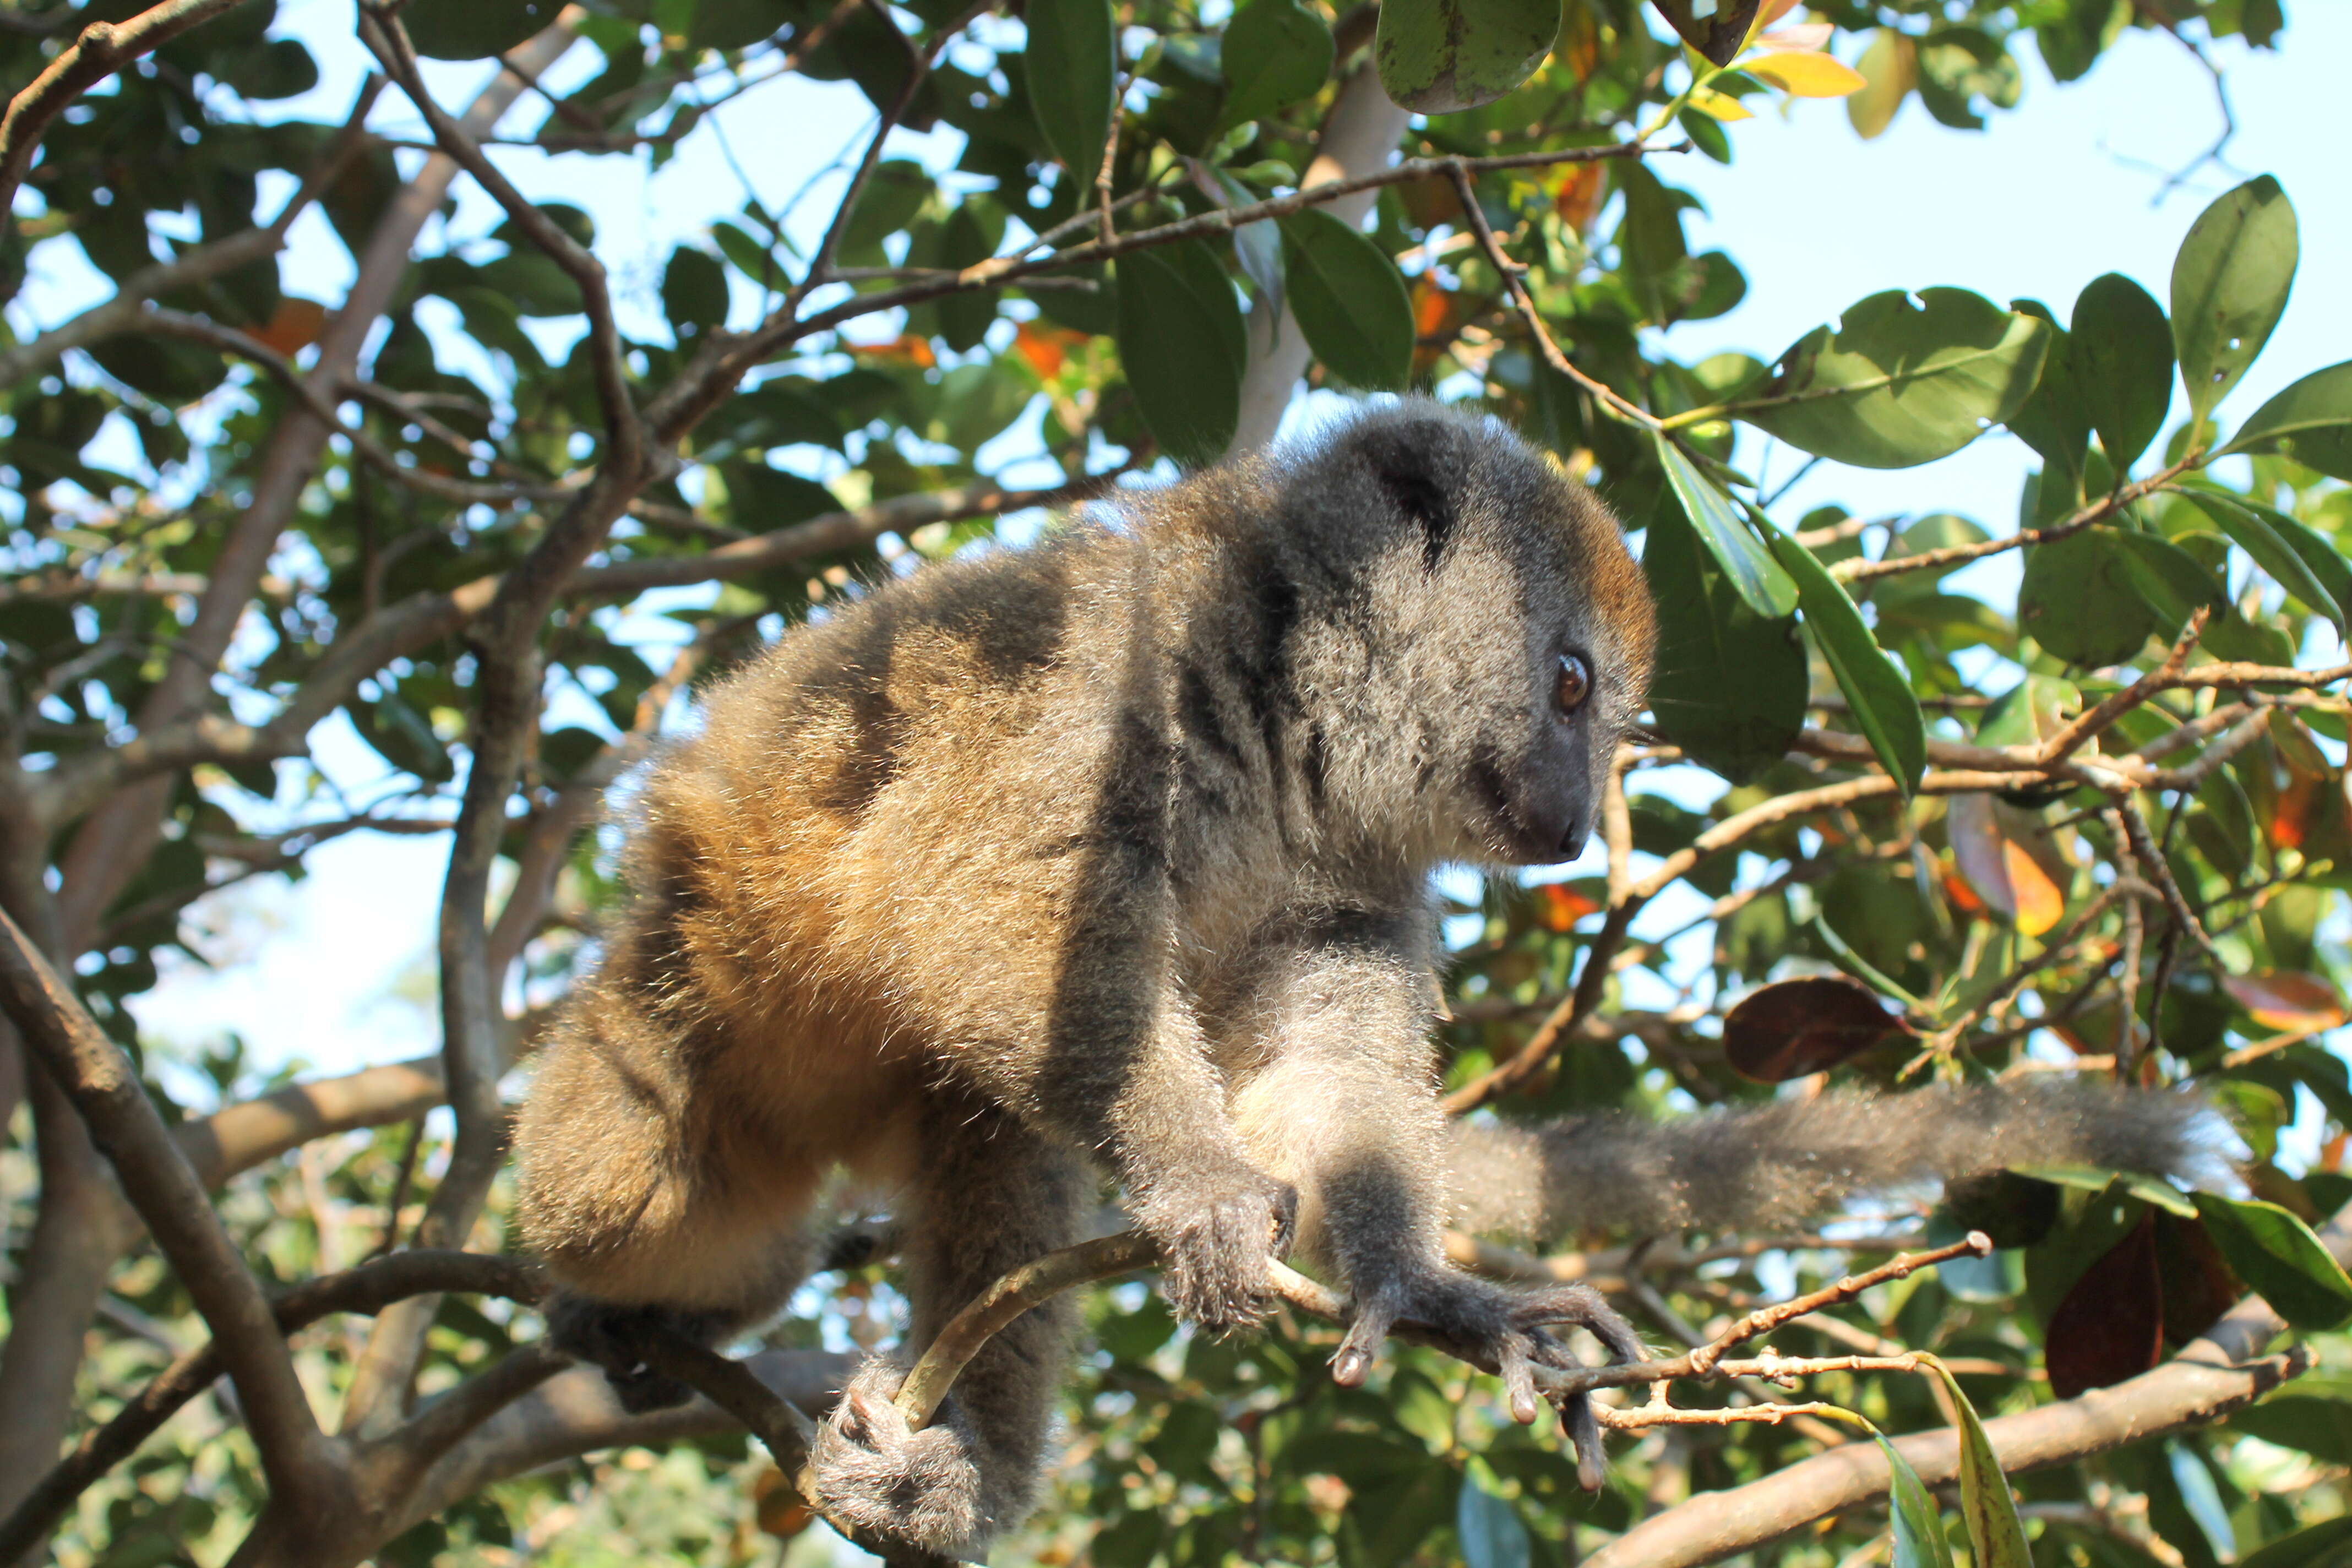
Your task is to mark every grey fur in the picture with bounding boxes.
[510,400,1656,1552]
[1445,1081,2231,1243]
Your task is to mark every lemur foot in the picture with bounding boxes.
[1331,1270,1642,1488]
[545,1293,734,1414]
[811,1359,993,1556]
[1150,1172,1299,1335]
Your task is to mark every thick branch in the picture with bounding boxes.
[0,906,331,1505]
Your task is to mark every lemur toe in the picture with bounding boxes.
[812,1360,992,1557]
[1509,1283,1646,1365]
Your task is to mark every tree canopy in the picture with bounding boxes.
[4,0,2352,1564]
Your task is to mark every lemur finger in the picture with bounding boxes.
[1553,1391,1607,1492]
[1509,1285,1646,1365]
[1331,1298,1399,1389]
[1494,1335,1544,1425]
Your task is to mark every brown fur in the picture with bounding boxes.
[513,401,1656,1553]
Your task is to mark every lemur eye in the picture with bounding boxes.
[1555,652,1593,715]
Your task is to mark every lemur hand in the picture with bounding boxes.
[1144,1169,1299,1334]
[1330,1268,1642,1486]
[545,1293,736,1414]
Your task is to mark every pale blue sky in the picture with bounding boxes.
[46,3,2342,1091]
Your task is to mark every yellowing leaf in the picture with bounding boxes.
[1847,30,1915,139]
[1758,21,1833,51]
[1687,85,1754,120]
[1747,50,1868,97]
[2222,970,2348,1034]
[2001,840,2065,937]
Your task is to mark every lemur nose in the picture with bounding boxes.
[1557,815,1589,861]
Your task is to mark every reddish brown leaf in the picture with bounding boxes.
[2154,1212,2243,1348]
[2221,970,2346,1033]
[250,297,326,356]
[1947,792,2072,936]
[2045,1211,2163,1398]
[1534,882,1598,932]
[1723,975,1902,1082]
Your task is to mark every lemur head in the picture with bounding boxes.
[1265,401,1656,868]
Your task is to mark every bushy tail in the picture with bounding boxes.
[1445,1081,2233,1245]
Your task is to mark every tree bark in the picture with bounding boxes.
[1227,63,1410,456]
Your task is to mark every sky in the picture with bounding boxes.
[26,3,2343,1100]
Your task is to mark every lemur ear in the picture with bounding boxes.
[1363,420,1460,573]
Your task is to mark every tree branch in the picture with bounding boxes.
[0,0,257,219]
[0,905,334,1510]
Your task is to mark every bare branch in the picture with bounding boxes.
[0,0,258,219]
[0,905,331,1504]
[0,1250,540,1566]
[175,1057,445,1188]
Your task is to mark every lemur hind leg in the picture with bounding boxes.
[812,1087,1090,1558]
[516,999,825,1412]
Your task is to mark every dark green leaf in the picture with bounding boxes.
[2238,1517,2352,1568]
[2070,272,2173,472]
[662,246,730,340]
[1924,1358,2032,1568]
[1027,0,1117,176]
[1456,1468,1531,1568]
[2191,1191,2352,1331]
[2113,530,2229,635]
[839,161,932,257]
[1219,0,1332,127]
[1375,0,1562,113]
[1114,243,1244,462]
[2171,175,2297,424]
[1652,433,1795,618]
[2005,305,2089,499]
[404,0,563,59]
[2019,529,2168,667]
[1733,289,2050,469]
[1278,209,1412,391]
[2216,360,2352,479]
[1641,495,1806,784]
[1765,520,1926,794]
[2180,490,2345,632]
[1876,1433,1958,1568]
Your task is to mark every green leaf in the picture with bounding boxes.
[1641,496,1806,786]
[2019,529,2170,667]
[2191,1191,2352,1331]
[1456,1465,1531,1568]
[1765,520,1926,796]
[2239,1517,2352,1568]
[1652,433,1796,619]
[404,0,562,59]
[1114,243,1244,462]
[2011,1164,2197,1219]
[1278,210,1412,391]
[2216,360,2352,480]
[661,246,729,341]
[2229,1395,2352,1465]
[2005,305,2088,500]
[2070,273,2173,472]
[2113,530,2229,635]
[1375,0,1562,114]
[2171,175,2297,424]
[839,160,931,257]
[1923,1358,2032,1568]
[2255,504,2352,623]
[1733,289,2051,469]
[1875,1433,1958,1568]
[1026,0,1117,176]
[1219,0,1333,127]
[2179,490,2345,633]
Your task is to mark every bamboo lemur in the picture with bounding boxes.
[512,402,2216,1557]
